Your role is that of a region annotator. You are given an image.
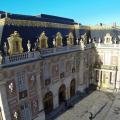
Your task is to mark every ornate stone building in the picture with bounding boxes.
[0,11,120,120]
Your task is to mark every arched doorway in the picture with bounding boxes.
[59,84,66,104]
[70,79,76,97]
[43,91,53,113]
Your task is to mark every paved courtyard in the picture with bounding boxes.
[54,91,120,120]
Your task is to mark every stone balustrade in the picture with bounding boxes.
[40,45,82,57]
[95,43,120,48]
[0,45,94,66]
[1,51,41,66]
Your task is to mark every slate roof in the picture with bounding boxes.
[90,29,120,43]
[0,11,76,52]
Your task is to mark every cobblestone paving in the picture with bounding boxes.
[105,93,120,120]
[55,91,116,120]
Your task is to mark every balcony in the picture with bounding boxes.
[0,45,86,67]
[1,51,41,66]
[40,45,82,57]
[0,43,96,67]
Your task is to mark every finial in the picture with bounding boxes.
[27,40,31,52]
[76,38,79,45]
[98,37,101,43]
[89,38,91,44]
[53,38,56,47]
[4,42,7,55]
[5,12,8,18]
[114,38,117,44]
[14,111,18,119]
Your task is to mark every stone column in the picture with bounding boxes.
[66,86,70,100]
[0,81,11,120]
[53,92,59,109]
[35,73,45,120]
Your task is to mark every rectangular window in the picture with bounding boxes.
[17,71,26,92]
[20,102,31,120]
[16,71,27,99]
[109,72,112,84]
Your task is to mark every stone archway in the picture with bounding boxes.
[59,84,66,104]
[70,79,76,97]
[43,91,53,113]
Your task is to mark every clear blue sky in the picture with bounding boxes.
[1,0,120,25]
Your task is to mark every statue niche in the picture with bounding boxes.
[55,32,63,47]
[104,33,112,44]
[67,32,74,46]
[38,31,48,49]
[7,31,23,55]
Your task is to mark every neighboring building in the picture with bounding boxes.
[0,11,120,120]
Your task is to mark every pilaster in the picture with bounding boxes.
[35,73,45,120]
[0,81,11,120]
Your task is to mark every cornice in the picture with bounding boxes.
[4,18,75,29]
[90,25,113,30]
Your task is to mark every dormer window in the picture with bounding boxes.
[7,31,23,55]
[104,33,112,44]
[38,31,48,49]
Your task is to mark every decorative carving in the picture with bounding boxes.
[34,41,38,51]
[30,75,36,87]
[7,31,23,55]
[53,39,56,47]
[89,38,91,44]
[114,38,117,44]
[82,33,87,46]
[0,51,3,64]
[55,32,63,47]
[80,39,85,49]
[67,32,74,46]
[52,64,59,79]
[104,33,112,44]
[3,42,8,55]
[8,82,14,93]
[38,31,48,49]
[31,75,35,82]
[98,37,101,43]
[27,40,31,52]
[13,111,18,119]
[76,38,79,45]
[32,99,38,114]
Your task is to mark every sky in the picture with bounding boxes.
[0,0,120,25]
